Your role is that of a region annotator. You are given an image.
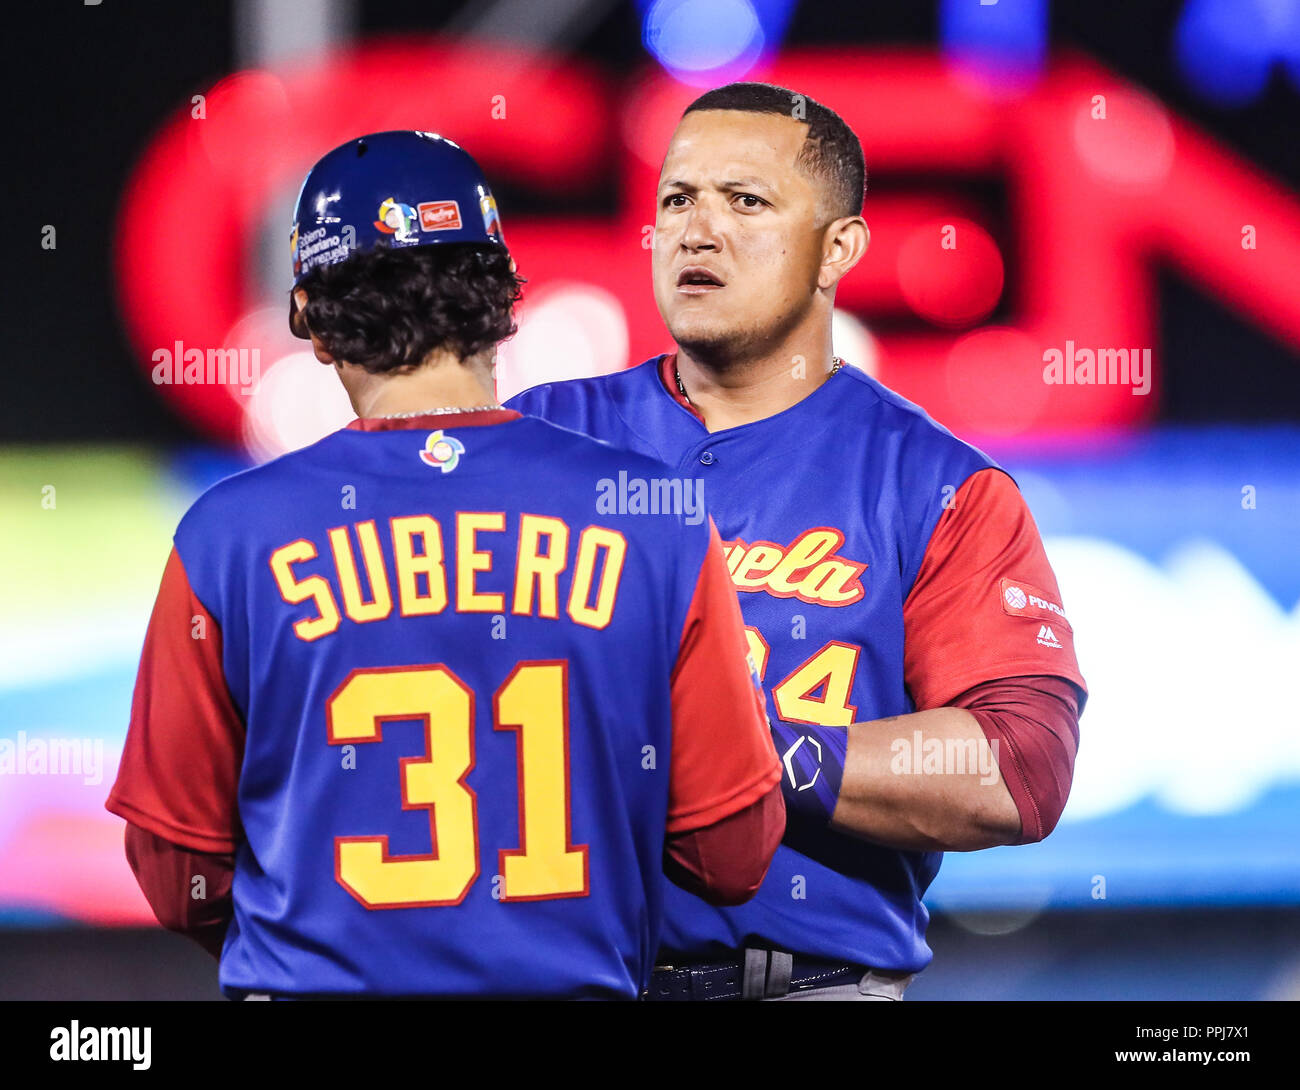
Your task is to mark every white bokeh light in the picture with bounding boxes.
[832,308,879,376]
[496,282,630,401]
[1049,536,1300,821]
[1072,89,1175,189]
[242,349,356,461]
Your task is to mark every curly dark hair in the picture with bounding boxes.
[292,242,524,374]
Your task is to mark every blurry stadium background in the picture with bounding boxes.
[3,0,1299,999]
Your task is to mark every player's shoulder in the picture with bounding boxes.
[507,356,664,419]
[836,363,1001,475]
[174,429,350,537]
[506,411,681,479]
[510,355,663,404]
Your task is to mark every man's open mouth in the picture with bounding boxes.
[676,266,726,292]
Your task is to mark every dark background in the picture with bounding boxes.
[5,0,1299,442]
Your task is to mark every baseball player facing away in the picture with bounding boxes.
[508,84,1088,1001]
[107,131,785,1000]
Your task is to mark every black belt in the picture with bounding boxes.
[646,949,871,1001]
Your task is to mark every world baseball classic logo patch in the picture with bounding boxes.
[419,430,465,473]
[999,576,1072,629]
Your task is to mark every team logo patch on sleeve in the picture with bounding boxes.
[999,577,1071,630]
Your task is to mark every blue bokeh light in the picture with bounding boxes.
[640,0,797,85]
[940,0,1048,87]
[1175,0,1300,105]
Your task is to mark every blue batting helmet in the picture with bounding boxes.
[288,130,506,291]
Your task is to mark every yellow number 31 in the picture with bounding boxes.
[326,662,589,908]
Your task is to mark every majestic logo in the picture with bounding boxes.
[374,198,419,242]
[419,430,464,473]
[721,528,866,606]
[1036,624,1062,648]
[419,200,462,232]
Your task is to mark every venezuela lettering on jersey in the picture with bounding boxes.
[721,527,866,606]
[268,511,627,641]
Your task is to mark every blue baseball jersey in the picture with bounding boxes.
[509,357,1086,972]
[108,409,780,997]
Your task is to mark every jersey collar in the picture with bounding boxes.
[347,408,522,431]
[657,352,705,422]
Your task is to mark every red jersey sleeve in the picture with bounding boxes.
[105,546,245,853]
[667,522,782,833]
[903,468,1088,711]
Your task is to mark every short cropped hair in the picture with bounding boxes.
[684,82,866,221]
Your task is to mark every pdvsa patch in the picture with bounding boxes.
[999,577,1071,629]
[419,430,464,473]
[419,200,462,231]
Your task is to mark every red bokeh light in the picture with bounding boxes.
[896,217,1004,328]
[115,44,1300,444]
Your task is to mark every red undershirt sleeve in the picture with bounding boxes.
[663,785,786,906]
[124,825,234,959]
[950,675,1081,843]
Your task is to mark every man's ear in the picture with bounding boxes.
[289,288,339,366]
[818,216,869,292]
[289,288,311,339]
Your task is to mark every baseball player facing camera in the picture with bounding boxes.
[511,83,1088,1001]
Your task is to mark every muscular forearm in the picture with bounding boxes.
[829,707,1022,852]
